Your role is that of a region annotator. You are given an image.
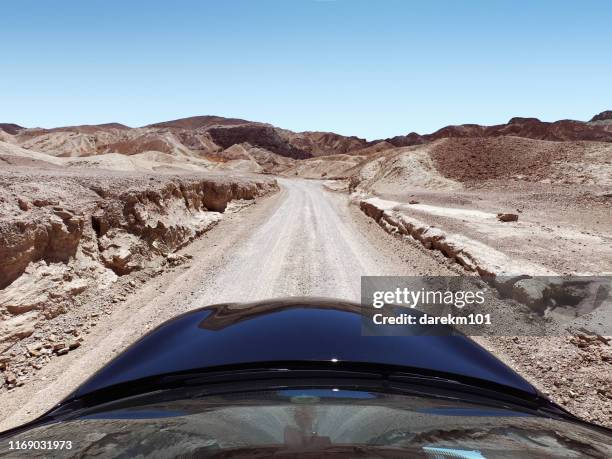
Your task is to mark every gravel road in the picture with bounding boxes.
[190,178,452,304]
[0,178,455,431]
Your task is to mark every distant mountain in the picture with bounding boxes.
[2,111,611,160]
[0,123,25,135]
[49,123,131,133]
[381,113,612,148]
[148,116,368,159]
[147,115,252,130]
[590,110,612,122]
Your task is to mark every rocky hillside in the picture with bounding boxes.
[0,170,278,353]
[2,111,611,167]
[0,116,370,161]
[429,137,612,185]
[347,136,612,195]
[590,110,612,123]
[0,124,24,135]
[383,110,612,147]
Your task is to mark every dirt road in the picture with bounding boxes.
[190,178,453,305]
[0,178,455,431]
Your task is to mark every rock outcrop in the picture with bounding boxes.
[0,170,278,351]
[382,112,612,147]
[0,123,24,135]
[590,111,612,122]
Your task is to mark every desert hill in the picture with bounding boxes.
[1,111,611,177]
[590,110,612,122]
[347,136,612,196]
[0,117,353,161]
[0,124,24,135]
[2,110,611,159]
[382,111,612,147]
[147,115,252,130]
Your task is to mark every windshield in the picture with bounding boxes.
[2,388,610,458]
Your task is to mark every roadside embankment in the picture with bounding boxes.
[0,170,278,362]
[358,197,554,277]
[357,195,611,325]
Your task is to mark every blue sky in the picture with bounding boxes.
[1,0,611,139]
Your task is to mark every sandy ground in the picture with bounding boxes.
[0,179,457,431]
[373,182,611,276]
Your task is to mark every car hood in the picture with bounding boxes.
[70,298,536,399]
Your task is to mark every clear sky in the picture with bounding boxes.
[1,0,611,140]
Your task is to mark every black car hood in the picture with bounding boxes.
[69,298,536,399]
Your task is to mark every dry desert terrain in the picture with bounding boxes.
[0,112,611,429]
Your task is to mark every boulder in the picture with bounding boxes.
[99,230,144,275]
[0,311,38,352]
[497,213,519,222]
[0,262,88,315]
[4,371,17,385]
[512,278,550,313]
